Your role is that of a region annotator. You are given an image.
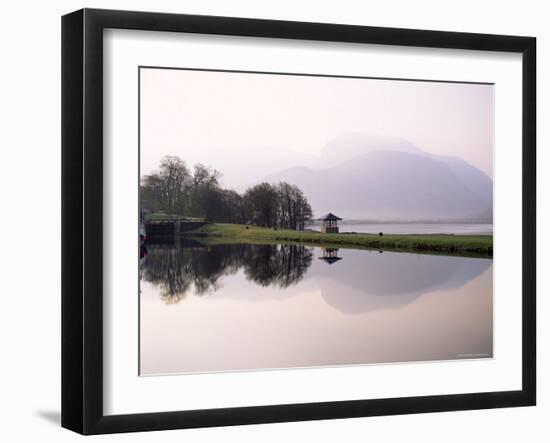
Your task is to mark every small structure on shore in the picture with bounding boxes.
[144,217,207,242]
[318,213,342,233]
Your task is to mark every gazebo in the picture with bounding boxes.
[318,212,342,233]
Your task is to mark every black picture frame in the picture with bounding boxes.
[62,8,536,435]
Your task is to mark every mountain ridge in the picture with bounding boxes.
[263,134,493,222]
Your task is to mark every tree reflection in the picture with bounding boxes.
[142,243,313,303]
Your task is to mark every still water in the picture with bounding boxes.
[310,223,493,235]
[140,242,493,375]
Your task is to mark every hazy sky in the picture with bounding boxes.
[140,68,494,188]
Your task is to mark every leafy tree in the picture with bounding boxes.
[243,183,280,227]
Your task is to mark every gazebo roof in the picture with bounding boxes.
[318,256,343,264]
[317,212,342,221]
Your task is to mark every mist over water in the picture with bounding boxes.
[140,243,493,375]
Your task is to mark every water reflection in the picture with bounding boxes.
[316,249,491,313]
[140,242,493,374]
[142,242,313,303]
[141,242,490,312]
[319,247,343,264]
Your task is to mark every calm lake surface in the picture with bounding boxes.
[140,242,493,375]
[310,223,493,235]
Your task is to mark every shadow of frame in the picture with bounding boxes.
[36,410,60,426]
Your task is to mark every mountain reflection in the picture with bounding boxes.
[316,250,492,314]
[141,242,491,311]
[142,242,313,303]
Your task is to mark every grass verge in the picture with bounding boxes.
[187,223,493,258]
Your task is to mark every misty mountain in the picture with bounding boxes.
[319,133,422,163]
[265,134,493,221]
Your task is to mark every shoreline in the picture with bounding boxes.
[187,223,493,258]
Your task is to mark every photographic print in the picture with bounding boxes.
[138,67,494,376]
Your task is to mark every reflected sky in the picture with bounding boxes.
[140,243,493,375]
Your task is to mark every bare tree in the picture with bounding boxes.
[140,156,312,229]
[275,182,313,230]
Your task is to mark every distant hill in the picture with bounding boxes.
[265,134,493,222]
[319,133,422,163]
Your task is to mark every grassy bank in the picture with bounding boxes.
[188,223,493,257]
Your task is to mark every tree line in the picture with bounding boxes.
[140,155,313,229]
